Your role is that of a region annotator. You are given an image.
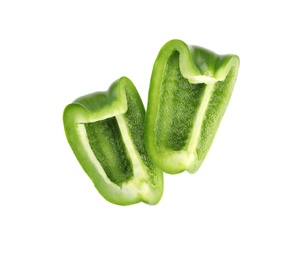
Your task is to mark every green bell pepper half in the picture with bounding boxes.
[63,77,163,205]
[145,39,240,174]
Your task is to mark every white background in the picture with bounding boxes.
[1,1,298,259]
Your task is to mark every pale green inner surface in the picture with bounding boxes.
[196,66,236,160]
[84,85,159,187]
[155,51,207,151]
[85,117,133,185]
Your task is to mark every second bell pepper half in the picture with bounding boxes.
[145,39,240,174]
[63,77,163,205]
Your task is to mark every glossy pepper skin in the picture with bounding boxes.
[145,39,240,174]
[63,77,163,205]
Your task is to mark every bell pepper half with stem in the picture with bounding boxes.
[63,77,163,205]
[145,39,240,174]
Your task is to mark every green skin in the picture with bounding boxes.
[145,40,240,174]
[63,77,163,205]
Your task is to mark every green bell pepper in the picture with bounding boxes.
[63,77,163,205]
[145,39,240,174]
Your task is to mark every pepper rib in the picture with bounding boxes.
[115,115,148,183]
[186,83,215,166]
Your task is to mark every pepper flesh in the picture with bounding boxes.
[63,77,163,205]
[145,39,240,174]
